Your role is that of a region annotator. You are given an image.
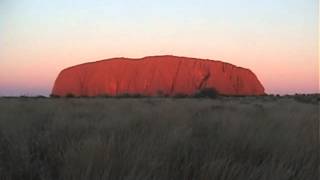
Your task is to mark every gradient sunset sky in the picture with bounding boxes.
[1,0,319,96]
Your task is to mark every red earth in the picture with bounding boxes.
[52,55,265,96]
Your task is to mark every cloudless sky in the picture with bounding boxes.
[0,0,318,95]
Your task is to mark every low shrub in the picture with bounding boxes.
[193,88,219,98]
[65,93,75,98]
[50,94,60,98]
[115,93,145,98]
[96,94,111,98]
[293,94,319,104]
[172,93,189,98]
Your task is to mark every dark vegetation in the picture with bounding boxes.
[49,88,220,99]
[48,90,320,105]
[292,94,319,104]
[193,88,219,98]
[0,96,318,180]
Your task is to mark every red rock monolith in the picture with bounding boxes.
[52,55,265,96]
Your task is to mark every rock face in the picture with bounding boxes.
[52,55,265,96]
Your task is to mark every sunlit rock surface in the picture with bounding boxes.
[52,55,265,96]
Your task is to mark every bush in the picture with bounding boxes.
[50,94,60,98]
[172,93,189,98]
[116,93,145,98]
[96,94,111,98]
[193,88,219,98]
[65,93,75,98]
[35,95,47,99]
[130,93,146,98]
[155,91,169,98]
[293,94,319,104]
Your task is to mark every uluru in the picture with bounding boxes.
[52,55,265,97]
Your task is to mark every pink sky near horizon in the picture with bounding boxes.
[0,0,319,96]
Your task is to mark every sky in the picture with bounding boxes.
[0,0,319,96]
